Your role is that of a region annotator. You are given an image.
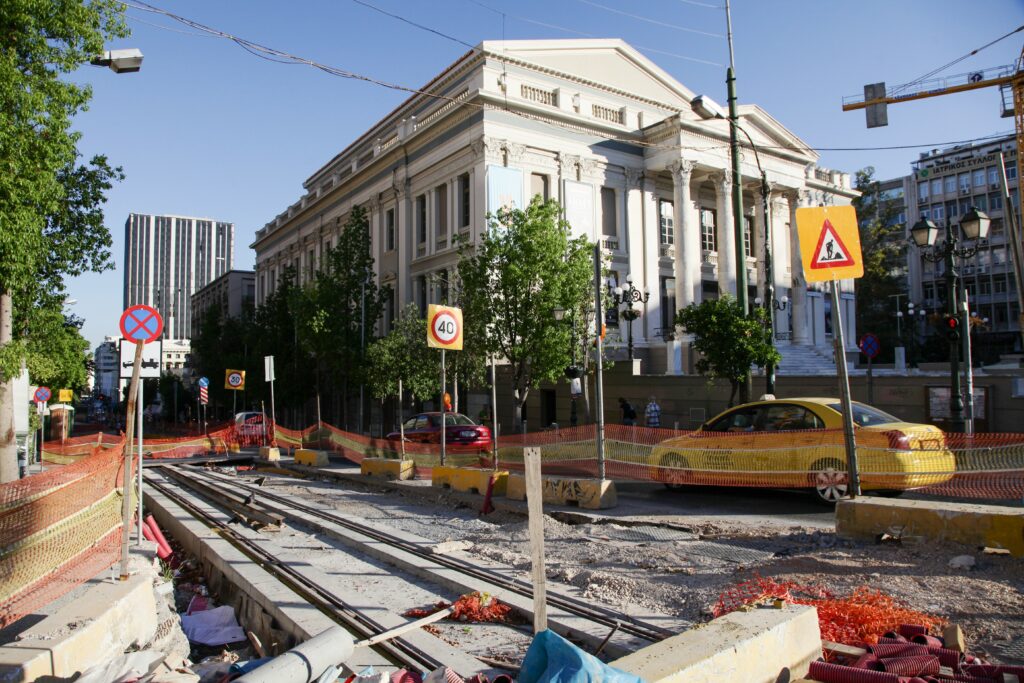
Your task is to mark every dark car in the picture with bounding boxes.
[387,412,491,451]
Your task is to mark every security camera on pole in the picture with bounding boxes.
[427,304,463,467]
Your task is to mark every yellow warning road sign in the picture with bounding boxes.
[796,205,864,282]
[58,389,73,402]
[427,304,464,350]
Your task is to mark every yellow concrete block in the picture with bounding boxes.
[431,466,507,495]
[611,604,821,683]
[837,496,1024,556]
[506,474,617,510]
[258,446,280,462]
[361,457,415,480]
[295,448,329,467]
[0,574,157,679]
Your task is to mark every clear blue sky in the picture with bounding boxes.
[67,0,1024,350]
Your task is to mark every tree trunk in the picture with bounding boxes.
[0,290,16,482]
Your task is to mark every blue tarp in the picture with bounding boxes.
[518,630,646,683]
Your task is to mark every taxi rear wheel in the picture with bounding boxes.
[809,458,849,505]
[661,453,691,490]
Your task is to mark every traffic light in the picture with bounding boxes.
[944,314,960,341]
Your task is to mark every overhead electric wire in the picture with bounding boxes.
[574,0,722,38]
[119,2,1013,161]
[674,0,724,8]
[463,0,722,66]
[349,0,476,49]
[890,24,1024,96]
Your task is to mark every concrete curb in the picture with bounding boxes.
[506,473,617,509]
[611,604,821,683]
[836,496,1024,556]
[432,466,508,496]
[295,448,329,466]
[360,457,415,480]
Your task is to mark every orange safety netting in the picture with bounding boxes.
[713,574,944,647]
[403,591,512,624]
[0,440,130,629]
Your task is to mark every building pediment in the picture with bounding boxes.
[485,39,693,110]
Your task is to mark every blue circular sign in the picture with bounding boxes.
[858,333,881,359]
[120,305,164,343]
[34,386,51,402]
[198,377,210,388]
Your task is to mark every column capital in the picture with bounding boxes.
[711,170,732,192]
[624,166,645,189]
[667,158,697,183]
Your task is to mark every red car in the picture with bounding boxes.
[387,412,492,451]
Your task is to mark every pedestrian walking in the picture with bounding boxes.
[644,395,661,428]
[619,397,637,426]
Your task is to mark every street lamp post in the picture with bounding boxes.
[606,274,649,360]
[753,294,789,395]
[910,207,990,433]
[553,308,583,428]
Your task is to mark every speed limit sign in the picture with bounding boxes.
[427,304,463,350]
[224,369,246,391]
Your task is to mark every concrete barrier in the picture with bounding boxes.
[506,473,617,509]
[611,604,821,683]
[836,496,1024,556]
[0,572,158,680]
[360,457,415,480]
[295,448,329,467]
[431,466,508,495]
[259,446,280,462]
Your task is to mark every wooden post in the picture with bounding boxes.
[523,446,547,632]
[120,341,144,580]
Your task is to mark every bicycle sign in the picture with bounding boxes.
[427,304,463,350]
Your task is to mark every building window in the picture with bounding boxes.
[946,200,958,221]
[932,204,945,222]
[417,275,428,315]
[416,194,427,244]
[944,176,956,194]
[1005,161,1017,181]
[386,209,396,251]
[958,173,970,194]
[988,167,1000,186]
[661,277,675,334]
[700,208,717,252]
[458,173,470,228]
[743,215,753,259]
[975,195,987,212]
[931,178,942,196]
[659,200,674,246]
[531,173,549,201]
[309,249,316,278]
[989,192,1003,211]
[973,169,986,188]
[601,187,617,237]
[435,184,448,238]
[994,276,1008,294]
[918,181,929,202]
[702,279,719,300]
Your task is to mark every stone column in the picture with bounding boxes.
[715,172,737,296]
[754,183,768,297]
[787,190,810,344]
[397,177,411,307]
[625,168,652,343]
[669,160,698,309]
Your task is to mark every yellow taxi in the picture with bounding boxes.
[651,398,955,504]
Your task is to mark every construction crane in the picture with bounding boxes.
[841,45,1024,187]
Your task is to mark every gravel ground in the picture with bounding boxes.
[261,473,1024,665]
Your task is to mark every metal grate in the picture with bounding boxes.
[679,540,777,565]
[1000,636,1024,661]
[589,525,696,543]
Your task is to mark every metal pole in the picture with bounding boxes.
[760,172,777,396]
[440,349,446,466]
[359,278,365,434]
[120,341,144,580]
[269,378,277,446]
[490,355,499,470]
[945,222,966,432]
[593,244,606,481]
[998,151,1024,350]
[398,378,406,457]
[830,278,861,497]
[137,382,143,546]
[961,288,975,435]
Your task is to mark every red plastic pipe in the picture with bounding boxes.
[145,514,173,554]
[878,655,939,676]
[808,661,902,682]
[141,522,171,560]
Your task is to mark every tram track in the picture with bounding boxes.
[169,464,675,647]
[144,473,449,673]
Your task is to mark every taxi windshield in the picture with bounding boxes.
[829,402,902,427]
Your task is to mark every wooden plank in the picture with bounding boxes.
[942,623,966,653]
[524,446,547,633]
[822,640,867,658]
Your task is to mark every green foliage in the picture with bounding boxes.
[675,295,781,406]
[23,309,91,391]
[852,167,907,355]
[366,304,437,401]
[457,198,593,416]
[0,1,128,380]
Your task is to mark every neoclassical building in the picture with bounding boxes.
[252,39,858,374]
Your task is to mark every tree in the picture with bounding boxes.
[457,198,593,425]
[366,304,437,405]
[676,295,781,407]
[0,1,129,481]
[852,167,907,359]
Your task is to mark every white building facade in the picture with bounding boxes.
[93,336,120,403]
[252,40,858,373]
[124,213,235,340]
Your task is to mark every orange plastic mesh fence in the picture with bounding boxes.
[0,441,130,629]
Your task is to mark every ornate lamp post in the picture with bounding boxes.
[910,207,990,432]
[606,274,649,360]
[753,295,788,395]
[553,307,583,427]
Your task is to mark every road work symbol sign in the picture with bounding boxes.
[427,304,463,350]
[796,206,863,282]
